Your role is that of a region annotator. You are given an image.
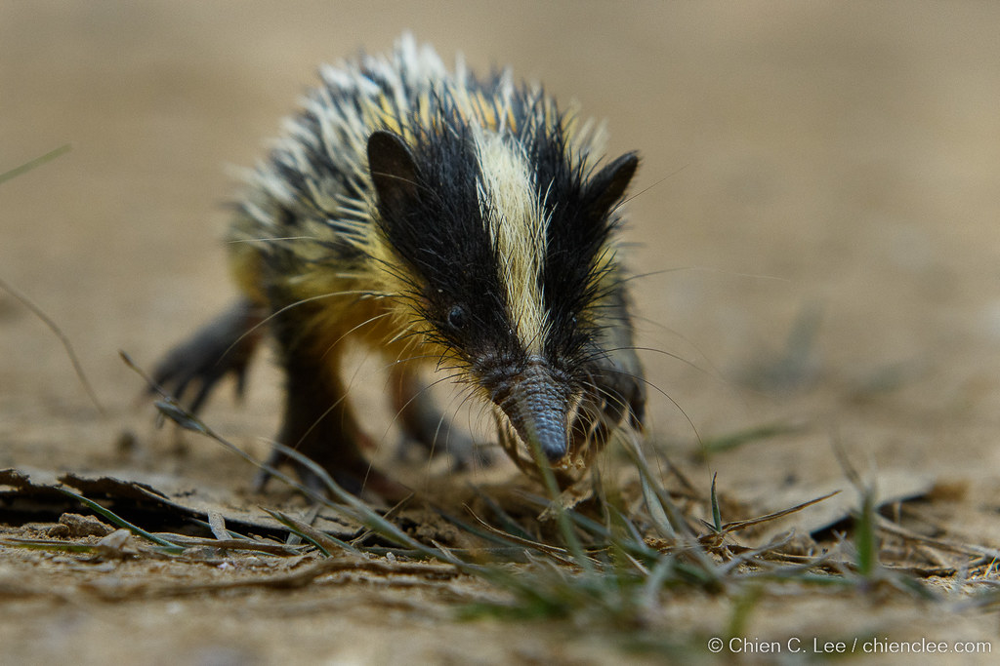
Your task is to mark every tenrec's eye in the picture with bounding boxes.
[447,304,467,330]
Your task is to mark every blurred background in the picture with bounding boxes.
[2,1,1000,506]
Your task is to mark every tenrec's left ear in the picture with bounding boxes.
[588,152,639,215]
[367,130,420,221]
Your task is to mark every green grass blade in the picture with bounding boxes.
[55,487,185,554]
[0,144,71,185]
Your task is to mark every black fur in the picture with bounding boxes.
[156,42,644,493]
[366,86,638,401]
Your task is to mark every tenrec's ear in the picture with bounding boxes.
[588,152,639,215]
[368,130,419,220]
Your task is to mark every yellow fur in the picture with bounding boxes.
[474,129,549,355]
[226,35,613,384]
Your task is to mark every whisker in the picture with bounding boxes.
[291,391,350,454]
[614,163,688,210]
[376,369,470,479]
[428,379,479,460]
[228,236,319,244]
[319,311,395,362]
[588,345,721,385]
[222,289,387,360]
[629,264,790,284]
[577,363,699,448]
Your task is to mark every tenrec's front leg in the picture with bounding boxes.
[256,301,408,501]
[389,365,489,469]
[152,298,264,412]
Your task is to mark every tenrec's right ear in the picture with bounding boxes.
[367,130,419,220]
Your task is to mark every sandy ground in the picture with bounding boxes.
[3,1,1000,663]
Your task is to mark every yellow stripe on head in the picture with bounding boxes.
[473,128,549,355]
